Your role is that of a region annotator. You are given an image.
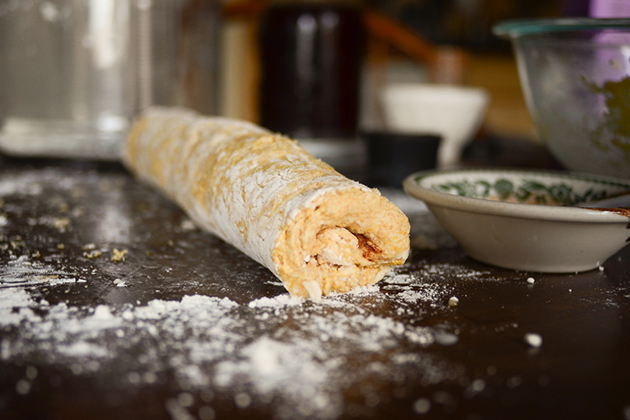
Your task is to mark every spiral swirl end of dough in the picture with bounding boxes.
[273,187,410,298]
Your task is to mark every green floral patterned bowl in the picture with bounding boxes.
[403,168,630,272]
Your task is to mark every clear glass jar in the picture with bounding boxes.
[0,0,220,160]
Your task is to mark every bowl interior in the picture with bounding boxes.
[415,170,630,206]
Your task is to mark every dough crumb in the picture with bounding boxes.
[52,217,70,232]
[84,250,102,259]
[111,248,128,263]
[302,280,322,303]
[527,277,535,284]
[448,296,459,307]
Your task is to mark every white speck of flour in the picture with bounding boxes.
[524,333,543,348]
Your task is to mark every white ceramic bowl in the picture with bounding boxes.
[381,83,490,168]
[403,168,630,272]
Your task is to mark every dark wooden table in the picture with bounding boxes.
[0,138,629,420]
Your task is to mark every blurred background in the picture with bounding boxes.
[2,0,625,176]
[219,0,587,142]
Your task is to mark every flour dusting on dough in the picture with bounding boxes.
[124,108,410,298]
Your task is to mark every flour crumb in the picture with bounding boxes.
[93,305,114,320]
[466,378,486,395]
[434,331,459,346]
[15,379,31,395]
[234,392,252,409]
[165,398,195,420]
[25,366,38,380]
[51,217,70,232]
[524,333,543,348]
[413,398,431,414]
[180,219,197,231]
[198,406,215,420]
[113,278,127,288]
[248,294,303,308]
[72,207,85,217]
[178,392,195,408]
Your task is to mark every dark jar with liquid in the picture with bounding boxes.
[259,1,364,140]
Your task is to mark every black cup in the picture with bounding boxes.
[362,131,441,188]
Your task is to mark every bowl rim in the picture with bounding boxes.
[493,17,630,39]
[402,168,630,223]
[383,83,489,98]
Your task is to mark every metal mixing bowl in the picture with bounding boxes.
[494,18,630,179]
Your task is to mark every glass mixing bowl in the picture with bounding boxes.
[494,18,630,179]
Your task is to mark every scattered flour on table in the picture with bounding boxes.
[0,254,82,288]
[0,169,103,198]
[0,178,489,420]
[0,264,474,420]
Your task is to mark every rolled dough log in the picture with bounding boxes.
[124,108,410,300]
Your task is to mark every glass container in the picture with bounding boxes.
[0,0,220,160]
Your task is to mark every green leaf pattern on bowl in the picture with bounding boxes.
[431,178,613,206]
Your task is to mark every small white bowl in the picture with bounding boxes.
[403,168,630,272]
[381,83,489,168]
